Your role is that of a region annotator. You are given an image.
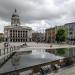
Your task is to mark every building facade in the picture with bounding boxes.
[64,22,75,44]
[45,25,65,43]
[32,32,45,42]
[0,33,4,42]
[55,25,65,31]
[4,9,32,42]
[0,33,4,38]
[45,27,56,43]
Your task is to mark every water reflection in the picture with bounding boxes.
[9,47,75,71]
[30,50,64,60]
[10,49,64,68]
[69,48,75,57]
[11,53,20,67]
[47,47,75,57]
[1,48,75,74]
[4,47,75,69]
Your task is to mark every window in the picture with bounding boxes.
[10,30,12,32]
[69,27,73,31]
[69,32,73,35]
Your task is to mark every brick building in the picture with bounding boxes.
[45,27,56,43]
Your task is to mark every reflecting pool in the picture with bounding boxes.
[0,47,75,75]
[47,47,75,57]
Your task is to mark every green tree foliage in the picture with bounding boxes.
[51,48,69,56]
[56,28,67,43]
[56,49,66,55]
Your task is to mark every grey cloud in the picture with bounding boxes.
[53,0,69,5]
[0,0,66,24]
[0,0,74,27]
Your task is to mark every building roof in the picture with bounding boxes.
[0,33,4,35]
[4,25,32,30]
[12,9,19,17]
[65,22,75,25]
[45,27,55,31]
[12,14,19,17]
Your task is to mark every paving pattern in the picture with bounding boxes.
[53,66,75,75]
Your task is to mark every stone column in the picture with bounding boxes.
[22,31,23,42]
[17,30,18,42]
[20,31,22,42]
[19,31,20,42]
[24,31,25,42]
[11,30,12,42]
[26,31,28,41]
[7,30,10,42]
[25,31,27,42]
[12,30,13,42]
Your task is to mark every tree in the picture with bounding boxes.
[56,28,67,43]
[55,48,69,56]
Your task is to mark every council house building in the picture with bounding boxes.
[4,9,32,42]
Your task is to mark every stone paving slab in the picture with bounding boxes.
[53,66,75,75]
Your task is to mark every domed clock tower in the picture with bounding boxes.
[11,9,20,26]
[4,9,32,42]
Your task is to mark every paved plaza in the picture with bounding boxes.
[0,42,75,56]
[13,42,75,52]
[53,66,75,75]
[0,42,75,49]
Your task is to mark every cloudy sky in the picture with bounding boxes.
[0,0,75,32]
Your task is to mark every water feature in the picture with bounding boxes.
[47,47,75,57]
[0,47,75,75]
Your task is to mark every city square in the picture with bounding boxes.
[0,0,75,75]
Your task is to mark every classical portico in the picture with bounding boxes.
[4,9,32,42]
